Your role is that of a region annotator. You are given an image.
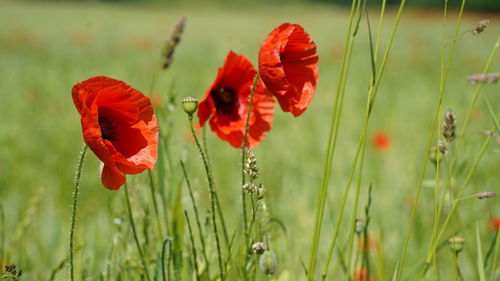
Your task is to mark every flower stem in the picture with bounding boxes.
[69,144,88,281]
[188,116,225,281]
[124,183,152,281]
[241,74,259,279]
[180,160,210,277]
[161,238,173,281]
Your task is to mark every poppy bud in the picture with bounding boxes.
[355,219,365,235]
[448,236,465,254]
[252,242,267,255]
[182,96,199,116]
[259,250,278,276]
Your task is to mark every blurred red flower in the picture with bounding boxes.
[259,23,319,117]
[372,131,391,152]
[355,267,375,281]
[198,51,275,148]
[72,76,158,190]
[491,217,500,232]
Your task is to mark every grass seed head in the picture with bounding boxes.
[442,110,456,143]
[430,140,447,164]
[242,182,257,194]
[244,149,259,180]
[162,16,186,70]
[476,191,496,199]
[471,19,490,35]
[468,73,499,84]
[257,184,265,200]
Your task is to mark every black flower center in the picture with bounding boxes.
[99,117,117,141]
[211,87,238,114]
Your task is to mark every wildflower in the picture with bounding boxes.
[372,131,391,152]
[72,76,158,190]
[252,242,267,255]
[442,110,456,143]
[476,191,496,199]
[259,250,278,276]
[354,267,375,281]
[448,236,465,254]
[198,51,275,148]
[259,23,319,117]
[467,73,499,84]
[491,217,500,232]
[242,182,257,194]
[471,19,490,35]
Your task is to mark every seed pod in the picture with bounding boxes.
[471,19,490,35]
[355,219,365,235]
[182,96,199,116]
[449,236,465,254]
[259,250,278,276]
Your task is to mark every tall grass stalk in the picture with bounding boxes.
[180,160,210,277]
[161,238,173,281]
[423,133,492,268]
[420,35,500,279]
[188,115,225,281]
[124,183,152,281]
[147,170,163,238]
[241,74,259,280]
[69,144,88,281]
[307,0,361,278]
[490,230,500,281]
[396,0,467,278]
[321,0,407,275]
[0,203,4,268]
[184,210,201,281]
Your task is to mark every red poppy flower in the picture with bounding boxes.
[72,76,158,190]
[198,51,275,148]
[372,131,391,152]
[491,217,500,232]
[258,23,319,117]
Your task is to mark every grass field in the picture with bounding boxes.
[0,1,499,280]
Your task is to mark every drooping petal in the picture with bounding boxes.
[259,23,319,117]
[72,76,158,190]
[101,164,126,190]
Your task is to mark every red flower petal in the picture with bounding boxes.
[198,51,275,148]
[259,23,319,117]
[72,76,158,190]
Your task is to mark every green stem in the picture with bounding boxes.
[124,183,152,281]
[161,238,173,281]
[184,210,201,281]
[307,0,360,278]
[490,230,500,281]
[180,160,210,277]
[241,74,259,280]
[69,144,88,281]
[147,170,163,238]
[188,116,225,281]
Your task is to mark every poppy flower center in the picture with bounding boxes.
[211,87,238,114]
[98,117,117,141]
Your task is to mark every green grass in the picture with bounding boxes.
[0,1,498,280]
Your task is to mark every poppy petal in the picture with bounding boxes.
[259,23,319,117]
[101,164,126,190]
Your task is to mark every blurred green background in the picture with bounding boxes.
[0,0,498,280]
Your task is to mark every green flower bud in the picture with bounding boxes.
[259,250,278,276]
[449,236,465,254]
[182,96,199,116]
